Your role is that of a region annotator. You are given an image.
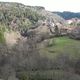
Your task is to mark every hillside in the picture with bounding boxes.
[0,2,67,45]
[0,2,66,31]
[53,11,80,19]
[0,2,80,80]
[0,2,45,30]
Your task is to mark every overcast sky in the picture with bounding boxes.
[0,0,80,12]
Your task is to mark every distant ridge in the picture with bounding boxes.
[53,11,80,20]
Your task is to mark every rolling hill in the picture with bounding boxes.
[53,11,80,19]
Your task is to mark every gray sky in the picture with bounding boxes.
[0,0,80,12]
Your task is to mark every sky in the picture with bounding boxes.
[0,0,80,12]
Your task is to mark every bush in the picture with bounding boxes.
[0,26,5,43]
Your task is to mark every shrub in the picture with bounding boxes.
[0,25,5,43]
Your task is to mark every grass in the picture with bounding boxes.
[40,36,80,59]
[0,27,5,43]
[38,37,80,80]
[0,24,9,43]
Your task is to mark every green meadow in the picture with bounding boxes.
[40,37,80,59]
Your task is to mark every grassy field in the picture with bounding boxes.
[40,37,80,59]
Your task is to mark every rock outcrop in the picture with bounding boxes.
[68,26,80,39]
